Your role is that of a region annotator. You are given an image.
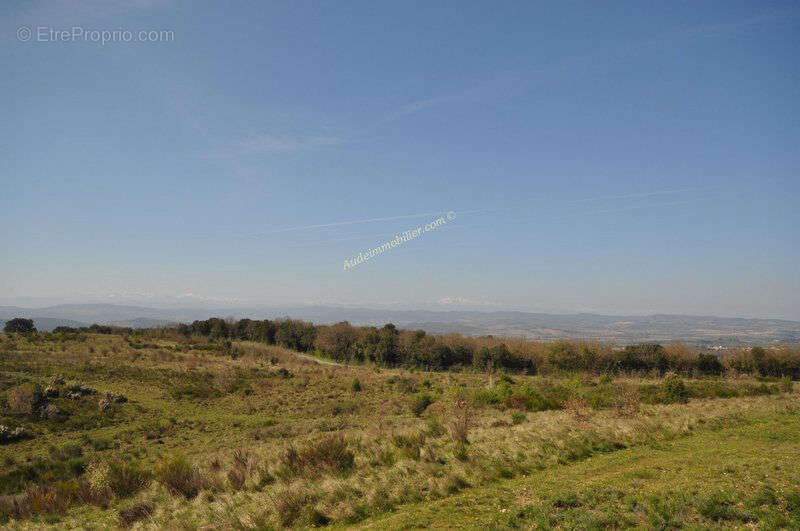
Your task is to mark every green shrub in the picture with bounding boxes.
[785,490,800,515]
[4,318,36,334]
[473,344,535,374]
[154,454,204,499]
[170,382,221,400]
[582,384,619,409]
[511,411,526,425]
[283,434,354,477]
[688,381,739,399]
[107,461,151,498]
[453,442,469,462]
[329,399,359,416]
[351,378,363,392]
[696,354,725,376]
[748,485,778,507]
[742,382,778,396]
[552,492,582,508]
[498,373,515,384]
[272,486,316,526]
[640,376,689,404]
[474,386,508,406]
[275,367,294,379]
[620,344,667,374]
[392,432,427,460]
[504,382,570,411]
[425,417,446,437]
[0,452,87,496]
[410,392,434,416]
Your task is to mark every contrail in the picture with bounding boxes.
[239,189,708,239]
[568,187,710,204]
[432,197,711,235]
[248,207,500,237]
[250,211,448,235]
[567,197,707,216]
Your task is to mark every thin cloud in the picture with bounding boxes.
[387,9,797,120]
[568,187,712,204]
[446,197,712,235]
[236,133,348,155]
[202,132,350,159]
[387,72,521,121]
[576,197,707,216]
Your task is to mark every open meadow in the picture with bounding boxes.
[1,326,799,529]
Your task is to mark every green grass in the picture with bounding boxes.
[0,332,798,528]
[355,413,800,529]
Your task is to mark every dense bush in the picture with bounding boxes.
[0,445,87,496]
[3,318,36,334]
[51,324,128,335]
[314,322,358,361]
[726,347,800,379]
[473,344,536,374]
[696,353,725,376]
[620,344,669,374]
[639,376,689,404]
[86,459,151,499]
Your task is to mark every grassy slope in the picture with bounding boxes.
[2,333,799,528]
[356,413,800,530]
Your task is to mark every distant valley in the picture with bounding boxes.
[2,304,798,346]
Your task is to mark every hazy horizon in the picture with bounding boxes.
[1,297,799,323]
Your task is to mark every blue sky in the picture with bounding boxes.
[2,1,798,319]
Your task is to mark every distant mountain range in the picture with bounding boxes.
[2,303,799,346]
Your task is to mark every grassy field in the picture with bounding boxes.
[356,413,800,529]
[0,331,798,529]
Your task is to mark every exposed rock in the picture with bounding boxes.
[98,396,112,412]
[39,403,60,420]
[99,392,128,411]
[44,385,60,398]
[0,425,30,444]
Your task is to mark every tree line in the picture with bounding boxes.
[6,315,798,379]
[172,318,799,379]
